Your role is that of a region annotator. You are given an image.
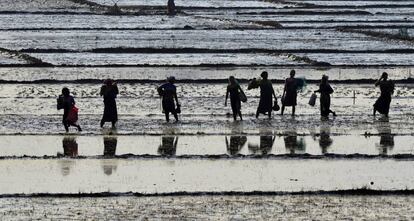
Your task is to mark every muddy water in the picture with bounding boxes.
[0,158,413,194]
[0,1,413,216]
[0,134,412,157]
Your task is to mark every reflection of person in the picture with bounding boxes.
[62,136,78,157]
[248,71,277,119]
[59,136,78,176]
[102,160,118,176]
[59,87,82,132]
[225,76,244,121]
[248,135,275,155]
[319,127,333,154]
[103,136,117,157]
[158,76,180,122]
[158,136,178,156]
[100,79,119,128]
[373,72,395,118]
[314,75,336,118]
[284,130,306,154]
[225,135,247,155]
[281,70,297,116]
[377,119,394,155]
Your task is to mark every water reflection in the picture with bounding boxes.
[103,136,117,157]
[284,129,306,154]
[102,136,118,175]
[158,136,178,156]
[225,135,247,155]
[59,136,78,176]
[248,135,275,155]
[376,119,394,155]
[62,136,78,157]
[319,126,333,154]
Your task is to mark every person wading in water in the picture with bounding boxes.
[225,76,245,121]
[100,79,119,128]
[158,76,180,122]
[373,72,395,118]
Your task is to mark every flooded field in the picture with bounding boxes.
[0,0,413,219]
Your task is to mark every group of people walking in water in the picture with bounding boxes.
[58,70,395,132]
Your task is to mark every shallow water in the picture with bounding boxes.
[0,1,414,215]
[0,158,413,194]
[0,134,412,157]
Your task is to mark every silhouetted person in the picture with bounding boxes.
[225,76,245,121]
[281,70,297,116]
[249,71,277,119]
[158,76,180,122]
[103,136,117,157]
[158,136,178,156]
[373,72,395,118]
[167,0,176,15]
[314,75,336,118]
[62,136,78,157]
[225,135,247,155]
[59,87,82,132]
[100,79,119,128]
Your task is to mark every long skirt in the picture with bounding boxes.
[162,98,176,114]
[320,94,331,117]
[283,91,297,106]
[230,94,241,114]
[374,95,391,115]
[257,94,272,114]
[102,99,118,122]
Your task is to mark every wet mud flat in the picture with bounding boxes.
[0,0,414,219]
[0,134,413,157]
[0,194,414,220]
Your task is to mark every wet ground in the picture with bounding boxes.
[1,195,413,220]
[0,0,413,219]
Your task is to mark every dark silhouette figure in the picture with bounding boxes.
[103,136,117,157]
[62,136,78,157]
[225,76,244,121]
[319,127,333,154]
[59,87,82,132]
[281,70,297,116]
[225,135,247,155]
[158,77,180,122]
[249,71,277,119]
[373,72,395,118]
[314,75,336,118]
[100,79,119,128]
[248,135,275,155]
[167,0,176,15]
[158,136,178,156]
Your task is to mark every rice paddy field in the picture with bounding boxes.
[0,0,413,219]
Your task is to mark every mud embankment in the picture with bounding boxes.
[0,78,413,84]
[1,153,414,160]
[0,189,413,198]
[0,47,52,66]
[339,28,414,43]
[19,47,414,54]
